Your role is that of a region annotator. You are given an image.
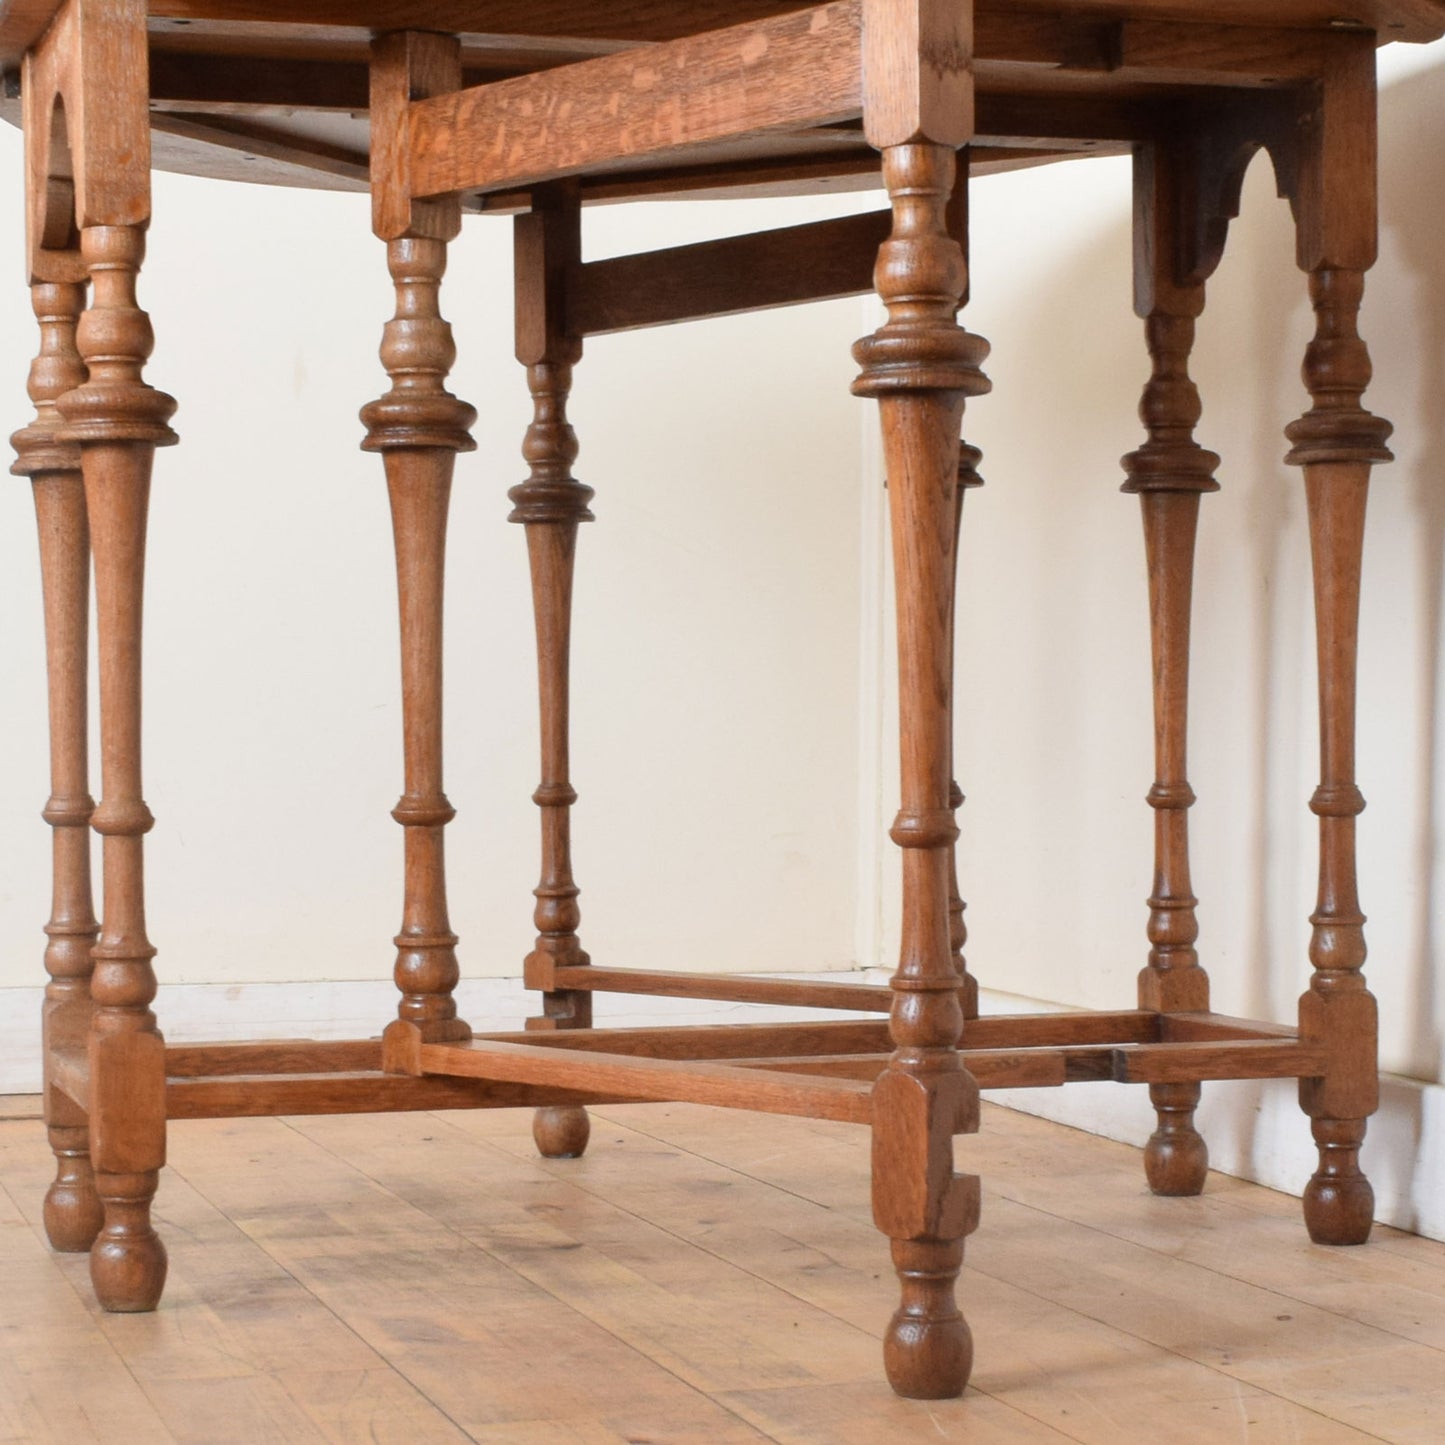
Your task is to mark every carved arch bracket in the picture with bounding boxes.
[21,0,151,285]
[1139,91,1303,304]
[1142,39,1379,307]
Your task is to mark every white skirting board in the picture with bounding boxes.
[2,975,1441,1243]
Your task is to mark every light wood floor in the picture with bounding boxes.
[2,1096,1444,1444]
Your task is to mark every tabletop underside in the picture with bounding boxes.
[2,0,1442,200]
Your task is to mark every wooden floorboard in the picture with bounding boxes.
[1,1101,1443,1442]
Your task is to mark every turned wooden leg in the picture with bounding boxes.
[363,236,476,1046]
[12,279,104,1252]
[1288,268,1390,1245]
[56,224,177,1311]
[511,185,595,1160]
[855,143,990,1401]
[1283,46,1389,1247]
[947,445,982,1021]
[1123,141,1221,1196]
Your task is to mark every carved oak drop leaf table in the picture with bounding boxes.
[3,0,1440,1402]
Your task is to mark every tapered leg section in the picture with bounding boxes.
[510,186,596,1159]
[1134,448,1212,1198]
[56,224,177,1310]
[1297,436,1377,1246]
[1288,269,1388,1243]
[12,279,103,1252]
[362,236,476,1046]
[855,144,990,1401]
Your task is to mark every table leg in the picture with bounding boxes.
[511,185,596,1160]
[1285,41,1392,1246]
[1124,141,1221,1196]
[363,235,476,1045]
[855,142,990,1400]
[1289,265,1390,1244]
[57,223,177,1311]
[12,278,103,1253]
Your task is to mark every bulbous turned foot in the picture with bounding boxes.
[90,1200,167,1312]
[884,1239,972,1400]
[1144,1130,1209,1197]
[43,1130,104,1252]
[1304,1172,1374,1245]
[1144,1083,1208,1196]
[1304,1117,1373,1245]
[883,1309,973,1400]
[534,1105,590,1159]
[44,1174,104,1253]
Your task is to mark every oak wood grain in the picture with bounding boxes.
[406,3,863,199]
[420,1040,876,1124]
[569,208,891,335]
[164,1072,631,1120]
[549,965,890,1012]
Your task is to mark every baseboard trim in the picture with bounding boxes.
[4,976,1439,1241]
